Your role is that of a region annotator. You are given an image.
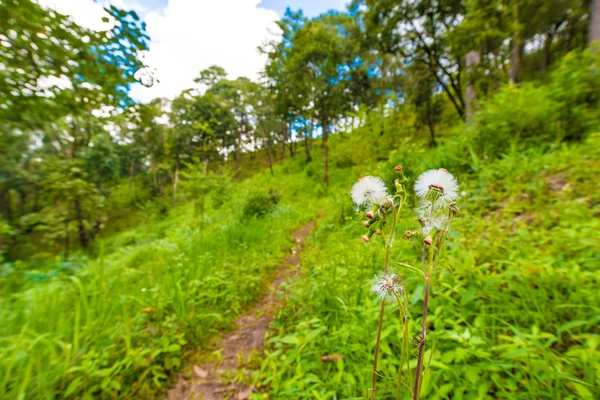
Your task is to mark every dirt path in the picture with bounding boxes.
[166,221,314,400]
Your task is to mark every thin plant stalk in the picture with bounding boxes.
[395,292,412,399]
[371,191,406,398]
[412,247,430,399]
[371,299,386,397]
[412,217,452,400]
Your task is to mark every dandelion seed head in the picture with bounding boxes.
[423,215,449,235]
[351,176,388,206]
[414,169,459,201]
[371,273,404,300]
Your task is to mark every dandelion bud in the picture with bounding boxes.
[366,211,374,219]
[411,331,426,347]
[404,230,417,240]
[417,216,426,227]
[426,185,443,203]
[424,227,439,245]
[375,229,382,235]
[394,179,404,193]
[362,235,370,243]
[394,165,408,183]
[449,202,460,217]
[363,220,371,228]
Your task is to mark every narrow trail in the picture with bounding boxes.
[166,221,314,400]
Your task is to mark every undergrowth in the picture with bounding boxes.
[252,134,600,399]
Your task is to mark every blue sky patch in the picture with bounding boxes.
[259,0,347,17]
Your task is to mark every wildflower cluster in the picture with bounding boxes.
[351,167,408,244]
[413,168,460,245]
[409,168,460,399]
[351,166,461,400]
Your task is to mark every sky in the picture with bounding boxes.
[37,0,349,103]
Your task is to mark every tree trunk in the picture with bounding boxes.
[3,190,13,223]
[235,121,242,171]
[279,125,286,160]
[543,32,553,72]
[128,152,136,202]
[509,39,522,83]
[591,0,600,45]
[266,137,274,176]
[74,199,89,249]
[304,125,312,162]
[379,105,385,136]
[203,156,209,174]
[288,125,295,158]
[172,160,179,207]
[64,220,69,259]
[33,184,40,212]
[509,3,522,84]
[465,50,481,123]
[425,93,437,147]
[322,119,329,185]
[18,190,26,220]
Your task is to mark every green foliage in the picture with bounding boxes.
[432,50,600,172]
[0,166,318,399]
[1,1,599,399]
[252,134,600,399]
[242,189,282,219]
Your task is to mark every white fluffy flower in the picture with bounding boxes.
[423,215,449,235]
[351,176,388,206]
[415,199,445,216]
[414,169,459,201]
[371,273,404,300]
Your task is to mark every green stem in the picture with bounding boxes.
[413,216,453,399]
[395,293,410,400]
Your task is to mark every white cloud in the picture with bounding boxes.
[37,0,280,103]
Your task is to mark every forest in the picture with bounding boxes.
[0,0,599,399]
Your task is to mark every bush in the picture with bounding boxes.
[242,189,281,219]
[549,50,600,140]
[437,49,600,171]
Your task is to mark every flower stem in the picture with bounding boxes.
[413,243,430,400]
[372,191,407,398]
[395,294,410,400]
[371,299,386,397]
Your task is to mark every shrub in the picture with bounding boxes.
[242,189,281,219]
[437,49,600,171]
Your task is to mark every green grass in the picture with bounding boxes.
[1,105,599,399]
[250,134,600,399]
[0,163,320,399]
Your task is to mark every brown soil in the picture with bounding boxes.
[165,221,314,400]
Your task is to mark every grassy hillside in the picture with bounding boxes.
[0,164,321,398]
[1,54,599,399]
[251,134,600,399]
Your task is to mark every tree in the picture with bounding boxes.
[360,0,467,119]
[591,0,600,44]
[205,75,261,171]
[169,90,237,204]
[0,0,149,250]
[406,63,442,147]
[284,13,356,184]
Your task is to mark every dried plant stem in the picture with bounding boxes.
[371,299,386,397]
